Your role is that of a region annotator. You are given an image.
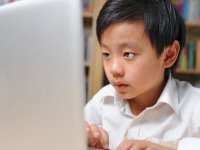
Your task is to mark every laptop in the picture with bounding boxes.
[0,0,87,150]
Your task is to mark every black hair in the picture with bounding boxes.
[96,0,186,76]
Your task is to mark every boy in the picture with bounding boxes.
[85,0,200,150]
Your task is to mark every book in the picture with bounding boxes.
[196,39,200,71]
[188,0,199,22]
[83,0,94,14]
[182,0,189,20]
[180,46,188,70]
[187,40,195,69]
[174,0,200,22]
[84,27,93,63]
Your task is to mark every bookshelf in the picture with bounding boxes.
[172,0,200,86]
[176,23,200,74]
[186,22,200,28]
[83,0,106,100]
[83,12,93,19]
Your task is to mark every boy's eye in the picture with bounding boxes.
[102,52,110,59]
[123,52,134,59]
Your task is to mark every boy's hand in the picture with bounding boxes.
[117,139,176,150]
[86,122,109,149]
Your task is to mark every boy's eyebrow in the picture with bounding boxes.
[118,42,138,49]
[100,43,110,49]
[100,42,139,50]
[100,42,142,51]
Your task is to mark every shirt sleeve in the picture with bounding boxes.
[84,95,103,126]
[178,138,200,150]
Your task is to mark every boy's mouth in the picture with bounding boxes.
[113,82,128,91]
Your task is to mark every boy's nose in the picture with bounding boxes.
[110,60,124,77]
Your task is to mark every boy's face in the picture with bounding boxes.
[100,22,166,102]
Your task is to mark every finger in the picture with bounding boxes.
[89,124,102,139]
[85,121,90,132]
[86,122,96,141]
[130,140,150,150]
[94,140,105,149]
[129,145,141,150]
[88,124,104,148]
[86,123,99,147]
[86,123,93,140]
[117,140,133,150]
[98,127,109,149]
[88,134,103,149]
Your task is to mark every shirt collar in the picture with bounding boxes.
[156,73,179,114]
[104,73,180,115]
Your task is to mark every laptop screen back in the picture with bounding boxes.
[0,0,86,150]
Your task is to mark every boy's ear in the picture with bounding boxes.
[163,40,180,68]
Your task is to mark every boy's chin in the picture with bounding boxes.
[117,92,135,100]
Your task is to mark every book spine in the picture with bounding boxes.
[196,39,200,71]
[180,46,188,70]
[188,0,199,22]
[84,27,93,63]
[187,40,195,69]
[82,0,89,12]
[83,0,94,14]
[183,0,189,20]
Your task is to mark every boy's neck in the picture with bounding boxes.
[127,76,168,116]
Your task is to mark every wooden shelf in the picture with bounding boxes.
[176,69,200,75]
[83,11,92,26]
[83,12,93,19]
[84,62,91,67]
[186,21,200,28]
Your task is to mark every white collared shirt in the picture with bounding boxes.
[84,75,200,150]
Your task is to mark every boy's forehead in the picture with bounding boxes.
[99,21,159,54]
[100,21,149,45]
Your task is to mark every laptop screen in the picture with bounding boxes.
[0,0,87,150]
